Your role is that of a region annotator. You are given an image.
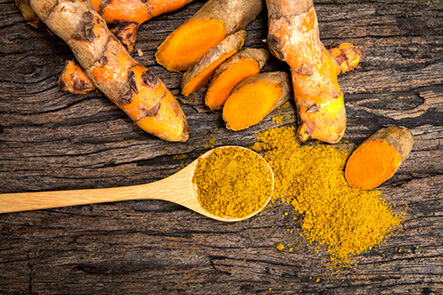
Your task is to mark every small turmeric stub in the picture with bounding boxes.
[193,147,272,219]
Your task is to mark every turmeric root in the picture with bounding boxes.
[58,60,95,94]
[27,0,189,142]
[266,0,346,144]
[205,48,270,110]
[223,71,291,131]
[345,126,414,190]
[15,0,41,28]
[89,0,195,52]
[17,0,195,95]
[181,30,246,96]
[329,43,365,74]
[156,0,264,72]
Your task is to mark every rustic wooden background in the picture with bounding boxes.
[0,0,442,294]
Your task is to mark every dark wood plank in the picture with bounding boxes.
[0,0,442,294]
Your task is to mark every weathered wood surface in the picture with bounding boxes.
[0,0,442,293]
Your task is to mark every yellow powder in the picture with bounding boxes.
[173,154,188,160]
[252,126,401,268]
[193,147,272,219]
[204,137,217,149]
[272,114,291,125]
[276,243,285,251]
[271,102,294,125]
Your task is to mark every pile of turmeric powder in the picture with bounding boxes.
[252,126,401,268]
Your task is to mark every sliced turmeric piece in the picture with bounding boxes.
[223,71,291,131]
[28,0,189,142]
[158,19,227,73]
[345,126,414,190]
[58,60,96,94]
[156,0,264,72]
[266,0,346,144]
[329,43,365,74]
[205,48,270,110]
[181,30,246,96]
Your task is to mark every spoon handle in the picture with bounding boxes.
[0,183,154,213]
[0,162,197,214]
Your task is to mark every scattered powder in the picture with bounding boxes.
[271,102,294,125]
[204,137,217,149]
[252,126,401,269]
[173,154,188,160]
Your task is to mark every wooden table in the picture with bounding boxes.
[1,0,442,293]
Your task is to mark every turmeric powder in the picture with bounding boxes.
[252,126,401,268]
[193,147,273,219]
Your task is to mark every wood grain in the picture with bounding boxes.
[0,0,442,294]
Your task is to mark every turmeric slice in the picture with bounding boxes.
[156,0,264,72]
[58,60,96,94]
[223,71,291,131]
[345,126,414,190]
[205,48,270,110]
[266,0,346,144]
[27,0,189,142]
[181,30,246,96]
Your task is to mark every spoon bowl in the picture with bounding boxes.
[0,146,274,222]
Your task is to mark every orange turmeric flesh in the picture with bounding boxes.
[181,30,246,96]
[223,81,282,131]
[205,59,260,110]
[345,140,402,190]
[182,49,237,96]
[345,126,414,190]
[156,19,226,72]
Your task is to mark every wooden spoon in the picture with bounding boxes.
[0,146,274,222]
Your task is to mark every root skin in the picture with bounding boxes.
[58,60,96,94]
[329,43,365,74]
[266,0,346,144]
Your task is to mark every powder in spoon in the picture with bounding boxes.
[193,147,272,219]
